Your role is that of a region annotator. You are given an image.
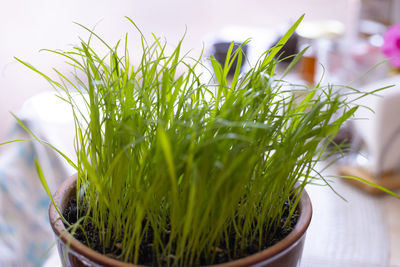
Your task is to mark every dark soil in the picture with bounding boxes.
[63,198,299,266]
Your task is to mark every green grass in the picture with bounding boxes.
[12,15,392,266]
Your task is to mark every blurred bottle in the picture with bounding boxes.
[299,46,316,86]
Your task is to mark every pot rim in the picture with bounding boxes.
[49,174,312,267]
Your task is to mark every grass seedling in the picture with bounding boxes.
[13,15,392,266]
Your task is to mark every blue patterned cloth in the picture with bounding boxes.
[0,92,76,267]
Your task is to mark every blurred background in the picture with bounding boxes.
[2,0,400,266]
[0,0,353,140]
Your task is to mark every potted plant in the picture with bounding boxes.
[12,15,394,267]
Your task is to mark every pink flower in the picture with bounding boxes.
[382,25,400,68]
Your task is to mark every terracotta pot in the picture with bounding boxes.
[49,174,312,267]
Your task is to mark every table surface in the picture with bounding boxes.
[303,172,400,267]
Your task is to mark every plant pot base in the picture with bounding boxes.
[49,174,312,267]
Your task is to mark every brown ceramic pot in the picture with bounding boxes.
[49,174,312,267]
